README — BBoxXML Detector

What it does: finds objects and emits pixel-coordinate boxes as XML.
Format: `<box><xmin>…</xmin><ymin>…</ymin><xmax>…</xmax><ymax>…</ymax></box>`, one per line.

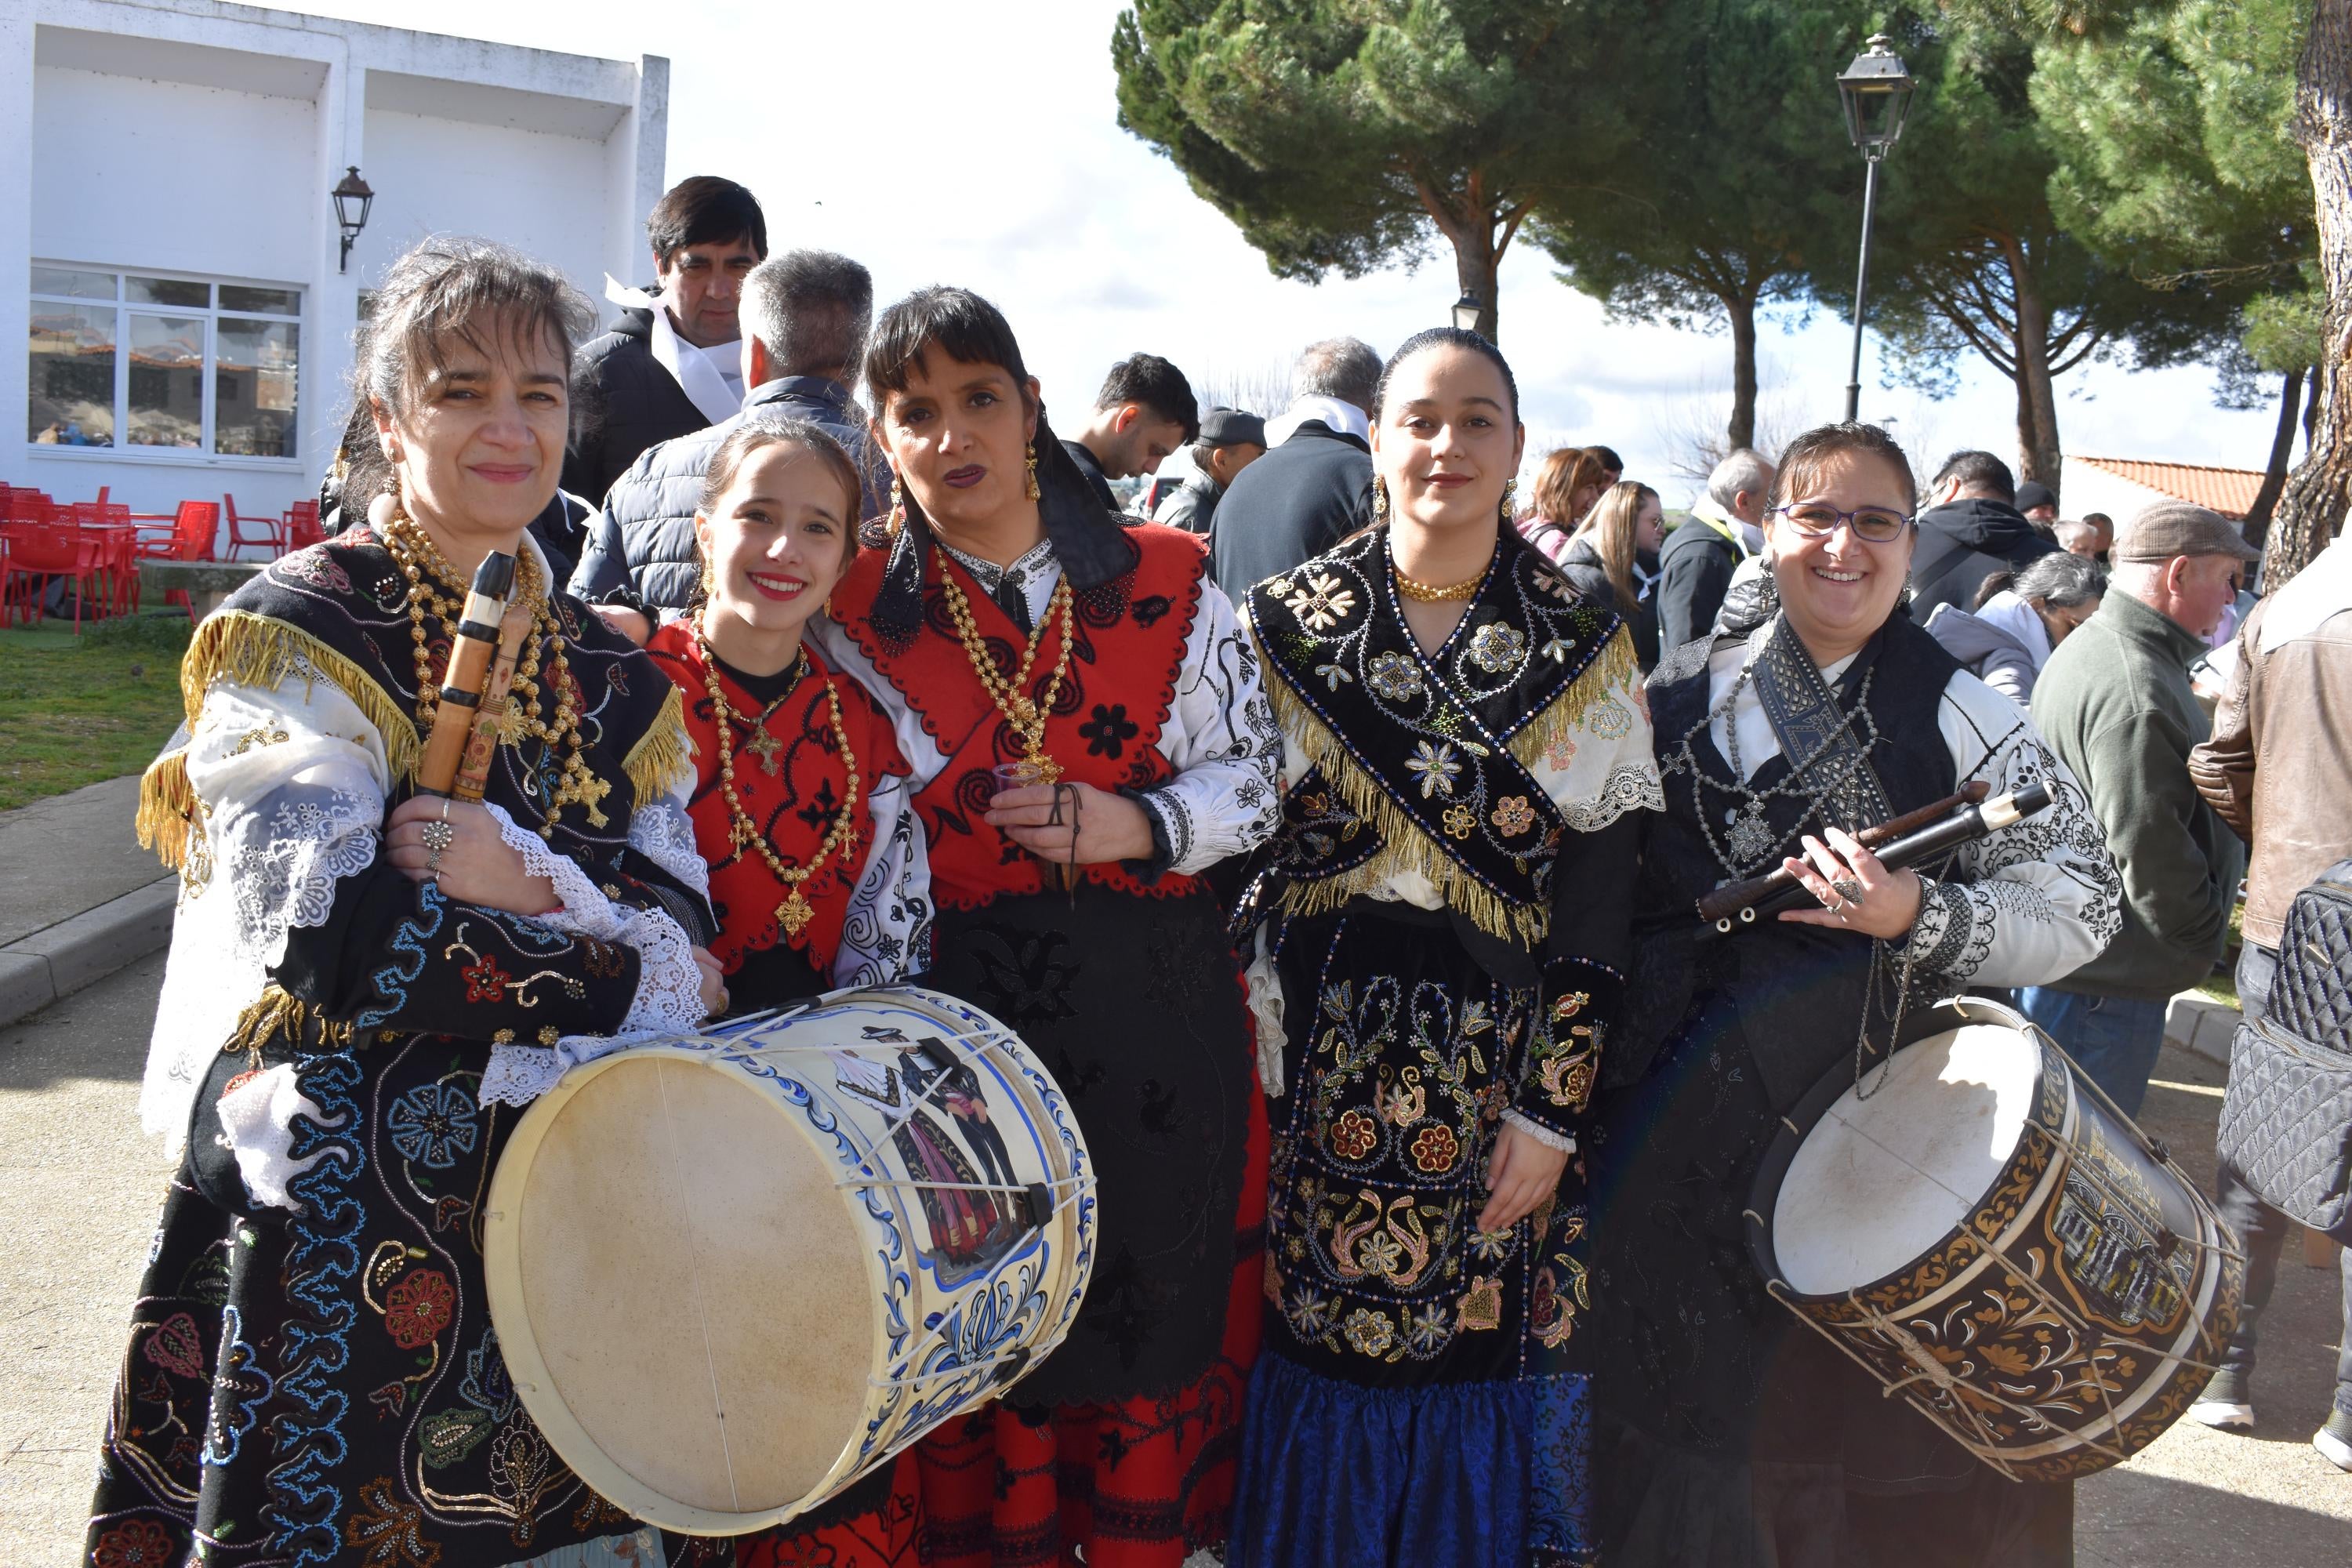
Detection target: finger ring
<box><xmin>439</xmin><ymin>797</ymin><xmax>452</xmax><ymax>822</ymax></box>
<box><xmin>420</xmin><ymin>820</ymin><xmax>456</xmax><ymax>855</ymax></box>
<box><xmin>1830</xmin><ymin>877</ymin><xmax>1863</xmax><ymax>906</ymax></box>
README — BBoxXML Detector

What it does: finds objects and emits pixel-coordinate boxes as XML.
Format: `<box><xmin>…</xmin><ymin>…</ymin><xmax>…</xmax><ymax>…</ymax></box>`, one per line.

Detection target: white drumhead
<box><xmin>502</xmin><ymin>1049</ymin><xmax>874</xmax><ymax>1523</ymax></box>
<box><xmin>1773</xmin><ymin>1022</ymin><xmax>2040</xmax><ymax>1295</ymax></box>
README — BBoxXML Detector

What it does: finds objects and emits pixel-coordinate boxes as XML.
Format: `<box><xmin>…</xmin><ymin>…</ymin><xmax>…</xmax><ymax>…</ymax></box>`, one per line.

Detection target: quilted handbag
<box><xmin>2216</xmin><ymin>866</ymin><xmax>2352</xmax><ymax>1243</ymax></box>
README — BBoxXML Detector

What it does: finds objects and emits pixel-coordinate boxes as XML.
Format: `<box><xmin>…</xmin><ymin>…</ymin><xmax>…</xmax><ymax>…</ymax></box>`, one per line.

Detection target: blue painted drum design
<box><xmin>482</xmin><ymin>985</ymin><xmax>1095</xmax><ymax>1535</ymax></box>
<box><xmin>1748</xmin><ymin>996</ymin><xmax>2244</xmax><ymax>1483</ymax></box>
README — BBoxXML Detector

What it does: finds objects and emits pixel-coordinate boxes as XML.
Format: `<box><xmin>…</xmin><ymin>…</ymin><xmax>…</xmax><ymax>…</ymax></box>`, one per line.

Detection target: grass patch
<box><xmin>2194</xmin><ymin>901</ymin><xmax>2248</xmax><ymax>1009</ymax></box>
<box><xmin>0</xmin><ymin>614</ymin><xmax>191</xmax><ymax>811</ymax></box>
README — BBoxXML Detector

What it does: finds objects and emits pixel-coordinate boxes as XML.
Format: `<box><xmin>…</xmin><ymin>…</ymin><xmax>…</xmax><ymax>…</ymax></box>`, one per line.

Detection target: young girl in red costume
<box><xmin>643</xmin><ymin>414</ymin><xmax>936</xmax><ymax>1567</ymax></box>
<box><xmin>814</xmin><ymin>286</ymin><xmax>1282</xmax><ymax>1566</ymax></box>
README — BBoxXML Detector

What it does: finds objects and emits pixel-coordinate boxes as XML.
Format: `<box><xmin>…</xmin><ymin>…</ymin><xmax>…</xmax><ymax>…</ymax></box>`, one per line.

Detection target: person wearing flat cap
<box><xmin>2020</xmin><ymin>500</ymin><xmax>2262</xmax><ymax>1114</ymax></box>
<box><xmin>1149</xmin><ymin>407</ymin><xmax>1268</xmax><ymax>535</ymax></box>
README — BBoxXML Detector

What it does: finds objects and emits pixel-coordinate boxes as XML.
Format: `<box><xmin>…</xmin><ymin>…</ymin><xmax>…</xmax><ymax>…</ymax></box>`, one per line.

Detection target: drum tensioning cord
<box><xmin>655</xmin><ymin>1057</ymin><xmax>743</xmax><ymax>1512</ymax></box>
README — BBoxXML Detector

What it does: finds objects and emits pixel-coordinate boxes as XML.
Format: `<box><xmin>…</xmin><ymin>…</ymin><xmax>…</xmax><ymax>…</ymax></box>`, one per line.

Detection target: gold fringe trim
<box><xmin>138</xmin><ymin>610</ymin><xmax>422</xmax><ymax>869</ymax></box>
<box><xmin>1265</xmin><ymin>623</ymin><xmax>1641</xmax><ymax>947</ymax></box>
<box><xmin>225</xmin><ymin>985</ymin><xmax>355</xmax><ymax>1061</ymax></box>
<box><xmin>623</xmin><ymin>684</ymin><xmax>693</xmax><ymax>808</ymax></box>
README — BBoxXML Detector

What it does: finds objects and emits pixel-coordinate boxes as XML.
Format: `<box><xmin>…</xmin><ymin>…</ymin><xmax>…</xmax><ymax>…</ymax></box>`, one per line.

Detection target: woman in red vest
<box><xmin>816</xmin><ymin>286</ymin><xmax>1281</xmax><ymax>1566</ymax></box>
<box><xmin>642</xmin><ymin>412</ymin><xmax>936</xmax><ymax>1568</ymax></box>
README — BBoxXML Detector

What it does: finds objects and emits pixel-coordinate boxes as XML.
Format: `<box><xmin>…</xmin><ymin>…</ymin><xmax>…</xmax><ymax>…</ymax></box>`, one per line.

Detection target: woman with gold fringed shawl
<box><xmin>86</xmin><ymin>238</ymin><xmax>727</xmax><ymax>1568</ymax></box>
<box><xmin>1228</xmin><ymin>328</ymin><xmax>1661</xmax><ymax>1568</ymax></box>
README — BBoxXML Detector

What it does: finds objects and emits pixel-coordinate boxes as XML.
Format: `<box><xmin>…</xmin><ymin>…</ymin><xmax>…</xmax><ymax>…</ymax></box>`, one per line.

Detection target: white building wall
<box><xmin>31</xmin><ymin>67</ymin><xmax>317</xmax><ymax>285</ymax></box>
<box><xmin>9</xmin><ymin>0</ymin><xmax>666</xmax><ymax>535</ymax></box>
<box><xmin>2057</xmin><ymin>463</ymin><xmax>2171</xmax><ymax>528</ymax></box>
<box><xmin>357</xmin><ymin>108</ymin><xmax>612</xmax><ymax>296</ymax></box>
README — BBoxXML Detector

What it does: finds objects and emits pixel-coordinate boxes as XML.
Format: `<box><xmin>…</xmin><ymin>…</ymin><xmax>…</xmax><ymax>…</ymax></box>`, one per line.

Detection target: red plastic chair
<box><xmin>223</xmin><ymin>493</ymin><xmax>286</xmax><ymax>561</ymax></box>
<box><xmin>283</xmin><ymin>499</ymin><xmax>324</xmax><ymax>552</ymax></box>
<box><xmin>142</xmin><ymin>502</ymin><xmax>221</xmax><ymax>617</ymax></box>
<box><xmin>1</xmin><ymin>521</ymin><xmax>109</xmax><ymax>632</ymax></box>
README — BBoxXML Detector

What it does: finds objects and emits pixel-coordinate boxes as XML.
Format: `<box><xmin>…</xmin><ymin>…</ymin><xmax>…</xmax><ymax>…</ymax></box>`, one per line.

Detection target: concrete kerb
<box><xmin>0</xmin><ymin>878</ymin><xmax>176</xmax><ymax>1029</ymax></box>
<box><xmin>2165</xmin><ymin>990</ymin><xmax>2241</xmax><ymax>1068</ymax></box>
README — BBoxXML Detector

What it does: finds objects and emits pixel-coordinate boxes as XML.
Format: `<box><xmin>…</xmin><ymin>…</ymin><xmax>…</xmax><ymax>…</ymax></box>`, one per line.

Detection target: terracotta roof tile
<box><xmin>2068</xmin><ymin>456</ymin><xmax>2267</xmax><ymax>520</ymax></box>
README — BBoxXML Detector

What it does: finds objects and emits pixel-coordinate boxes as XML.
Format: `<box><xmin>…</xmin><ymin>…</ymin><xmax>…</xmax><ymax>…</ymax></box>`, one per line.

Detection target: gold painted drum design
<box><xmin>1748</xmin><ymin>996</ymin><xmax>2243</xmax><ymax>1483</ymax></box>
<box><xmin>482</xmin><ymin>985</ymin><xmax>1095</xmax><ymax>1535</ymax></box>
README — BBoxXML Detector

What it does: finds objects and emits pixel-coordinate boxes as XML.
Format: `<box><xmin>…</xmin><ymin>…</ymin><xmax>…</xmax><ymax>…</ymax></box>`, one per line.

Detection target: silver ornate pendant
<box><xmin>1727</xmin><ymin>805</ymin><xmax>1777</xmax><ymax>866</ymax></box>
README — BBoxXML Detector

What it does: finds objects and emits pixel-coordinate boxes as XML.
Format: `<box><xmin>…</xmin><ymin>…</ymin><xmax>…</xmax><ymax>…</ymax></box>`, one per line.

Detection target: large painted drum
<box><xmin>1748</xmin><ymin>997</ymin><xmax>2242</xmax><ymax>1483</ymax></box>
<box><xmin>482</xmin><ymin>985</ymin><xmax>1095</xmax><ymax>1534</ymax></box>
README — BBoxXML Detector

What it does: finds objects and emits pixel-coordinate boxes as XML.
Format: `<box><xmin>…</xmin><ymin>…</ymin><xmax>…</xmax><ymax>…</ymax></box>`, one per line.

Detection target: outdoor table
<box><xmin>140</xmin><ymin>559</ymin><xmax>263</xmax><ymax>622</ymax></box>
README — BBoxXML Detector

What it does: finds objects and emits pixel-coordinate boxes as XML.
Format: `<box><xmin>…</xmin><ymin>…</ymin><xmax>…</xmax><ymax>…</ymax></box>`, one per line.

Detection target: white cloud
<box><xmin>301</xmin><ymin>0</ymin><xmax>2292</xmax><ymax>505</ymax></box>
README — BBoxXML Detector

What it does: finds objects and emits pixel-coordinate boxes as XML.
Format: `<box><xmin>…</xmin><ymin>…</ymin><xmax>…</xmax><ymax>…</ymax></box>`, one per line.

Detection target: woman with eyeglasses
<box><xmin>1588</xmin><ymin>423</ymin><xmax>2122</xmax><ymax>1568</ymax></box>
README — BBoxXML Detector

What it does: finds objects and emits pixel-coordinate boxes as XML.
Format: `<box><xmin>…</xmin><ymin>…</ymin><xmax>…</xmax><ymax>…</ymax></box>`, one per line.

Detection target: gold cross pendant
<box><xmin>776</xmin><ymin>889</ymin><xmax>814</xmax><ymax>938</ymax></box>
<box><xmin>745</xmin><ymin>728</ymin><xmax>782</xmax><ymax>776</ymax></box>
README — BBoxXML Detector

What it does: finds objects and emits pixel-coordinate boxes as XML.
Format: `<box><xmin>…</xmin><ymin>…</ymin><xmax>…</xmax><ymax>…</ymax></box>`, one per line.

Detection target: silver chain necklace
<box><xmin>1664</xmin><ymin>660</ymin><xmax>1884</xmax><ymax>877</ymax></box>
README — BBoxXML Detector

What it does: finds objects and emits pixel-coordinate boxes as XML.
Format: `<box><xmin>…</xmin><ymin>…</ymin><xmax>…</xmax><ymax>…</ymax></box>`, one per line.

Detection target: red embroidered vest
<box><xmin>833</xmin><ymin>524</ymin><xmax>1206</xmax><ymax>910</ymax></box>
<box><xmin>645</xmin><ymin>626</ymin><xmax>906</xmax><ymax>981</ymax></box>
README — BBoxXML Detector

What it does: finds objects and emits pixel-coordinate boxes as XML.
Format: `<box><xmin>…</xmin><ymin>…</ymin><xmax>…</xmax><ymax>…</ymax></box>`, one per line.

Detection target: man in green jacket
<box><xmin>2020</xmin><ymin>501</ymin><xmax>2259</xmax><ymax>1115</ymax></box>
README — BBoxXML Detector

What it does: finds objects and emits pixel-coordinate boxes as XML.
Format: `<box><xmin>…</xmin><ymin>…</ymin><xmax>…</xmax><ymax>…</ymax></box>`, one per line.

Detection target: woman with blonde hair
<box><xmin>1551</xmin><ymin>481</ymin><xmax>1665</xmax><ymax>670</ymax></box>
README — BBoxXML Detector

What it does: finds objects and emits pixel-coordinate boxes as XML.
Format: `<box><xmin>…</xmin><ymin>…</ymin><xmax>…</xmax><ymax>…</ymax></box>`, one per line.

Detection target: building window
<box><xmin>28</xmin><ymin>265</ymin><xmax>301</xmax><ymax>459</ymax></box>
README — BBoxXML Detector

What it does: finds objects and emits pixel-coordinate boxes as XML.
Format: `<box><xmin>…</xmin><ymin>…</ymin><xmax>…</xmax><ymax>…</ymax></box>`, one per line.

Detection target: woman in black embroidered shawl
<box><xmin>85</xmin><ymin>238</ymin><xmax>728</xmax><ymax>1568</ymax></box>
<box><xmin>1229</xmin><ymin>330</ymin><xmax>1660</xmax><ymax>1568</ymax></box>
<box><xmin>1589</xmin><ymin>423</ymin><xmax>2122</xmax><ymax>1567</ymax></box>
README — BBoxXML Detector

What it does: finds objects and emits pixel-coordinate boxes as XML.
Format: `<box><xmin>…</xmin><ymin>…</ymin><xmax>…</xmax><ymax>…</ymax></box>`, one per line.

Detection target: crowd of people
<box><xmin>85</xmin><ymin>172</ymin><xmax>2352</xmax><ymax>1568</ymax></box>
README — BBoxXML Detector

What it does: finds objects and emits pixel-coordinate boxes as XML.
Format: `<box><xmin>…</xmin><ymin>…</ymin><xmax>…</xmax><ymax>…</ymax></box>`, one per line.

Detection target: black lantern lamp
<box><xmin>1835</xmin><ymin>35</ymin><xmax>1914</xmax><ymax>420</ymax></box>
<box><xmin>332</xmin><ymin>166</ymin><xmax>375</xmax><ymax>274</ymax></box>
<box><xmin>1451</xmin><ymin>290</ymin><xmax>1482</xmax><ymax>333</ymax></box>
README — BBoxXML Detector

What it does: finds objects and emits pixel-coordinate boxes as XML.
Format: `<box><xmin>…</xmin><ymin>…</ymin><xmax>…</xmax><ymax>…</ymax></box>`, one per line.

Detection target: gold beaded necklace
<box><xmin>382</xmin><ymin>507</ymin><xmax>612</xmax><ymax>838</ymax></box>
<box><xmin>693</xmin><ymin>622</ymin><xmax>861</xmax><ymax>939</ymax></box>
<box><xmin>1392</xmin><ymin>567</ymin><xmax>1483</xmax><ymax>602</ymax></box>
<box><xmin>935</xmin><ymin>564</ymin><xmax>1076</xmax><ymax>786</ymax></box>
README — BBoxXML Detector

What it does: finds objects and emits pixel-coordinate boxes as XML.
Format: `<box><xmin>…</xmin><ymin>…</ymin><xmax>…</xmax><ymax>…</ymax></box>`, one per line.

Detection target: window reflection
<box><xmin>29</xmin><ymin>301</ymin><xmax>115</xmax><ymax>446</ymax></box>
<box><xmin>129</xmin><ymin>315</ymin><xmax>206</xmax><ymax>448</ymax></box>
<box><xmin>215</xmin><ymin>318</ymin><xmax>299</xmax><ymax>459</ymax></box>
<box><xmin>128</xmin><ymin>276</ymin><xmax>211</xmax><ymax>309</ymax></box>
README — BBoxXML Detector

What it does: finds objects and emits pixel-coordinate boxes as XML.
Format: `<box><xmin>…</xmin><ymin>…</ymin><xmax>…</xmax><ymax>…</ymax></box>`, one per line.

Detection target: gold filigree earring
<box><xmin>887</xmin><ymin>472</ymin><xmax>905</xmax><ymax>537</ymax></box>
<box><xmin>1372</xmin><ymin>477</ymin><xmax>1390</xmax><ymax>524</ymax></box>
<box><xmin>1500</xmin><ymin>479</ymin><xmax>1518</xmax><ymax>524</ymax></box>
<box><xmin>1025</xmin><ymin>443</ymin><xmax>1042</xmax><ymax>501</ymax></box>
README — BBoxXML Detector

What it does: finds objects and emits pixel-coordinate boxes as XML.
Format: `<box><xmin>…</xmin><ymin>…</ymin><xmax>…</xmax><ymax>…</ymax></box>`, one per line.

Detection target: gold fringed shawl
<box><xmin>1261</xmin><ymin>623</ymin><xmax>1639</xmax><ymax>946</ymax></box>
<box><xmin>138</xmin><ymin>609</ymin><xmax>423</xmax><ymax>869</ymax></box>
<box><xmin>622</xmin><ymin>683</ymin><xmax>692</xmax><ymax>808</ymax></box>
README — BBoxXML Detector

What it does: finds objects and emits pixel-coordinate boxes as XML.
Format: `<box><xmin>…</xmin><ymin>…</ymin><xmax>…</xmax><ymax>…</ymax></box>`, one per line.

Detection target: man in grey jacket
<box><xmin>2020</xmin><ymin>502</ymin><xmax>2259</xmax><ymax>1114</ymax></box>
<box><xmin>569</xmin><ymin>251</ymin><xmax>880</xmax><ymax>608</ymax></box>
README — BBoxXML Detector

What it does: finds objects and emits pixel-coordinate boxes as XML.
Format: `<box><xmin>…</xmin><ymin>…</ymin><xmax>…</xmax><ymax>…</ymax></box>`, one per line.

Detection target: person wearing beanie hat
<box><xmin>1149</xmin><ymin>407</ymin><xmax>1269</xmax><ymax>534</ymax></box>
<box><xmin>2015</xmin><ymin>479</ymin><xmax>2059</xmax><ymax>526</ymax></box>
<box><xmin>2019</xmin><ymin>500</ymin><xmax>2260</xmax><ymax>1114</ymax></box>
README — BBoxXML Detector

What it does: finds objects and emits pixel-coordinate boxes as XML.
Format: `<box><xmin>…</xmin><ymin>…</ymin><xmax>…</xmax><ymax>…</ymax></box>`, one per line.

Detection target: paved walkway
<box><xmin>1</xmin><ymin>963</ymin><xmax>2344</xmax><ymax>1564</ymax></box>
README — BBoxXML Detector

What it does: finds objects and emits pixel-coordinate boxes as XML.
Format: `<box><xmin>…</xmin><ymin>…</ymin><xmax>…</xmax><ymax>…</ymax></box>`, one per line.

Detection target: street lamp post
<box><xmin>1451</xmin><ymin>290</ymin><xmax>1482</xmax><ymax>333</ymax></box>
<box><xmin>332</xmin><ymin>166</ymin><xmax>376</xmax><ymax>274</ymax></box>
<box><xmin>1836</xmin><ymin>35</ymin><xmax>1915</xmax><ymax>423</ymax></box>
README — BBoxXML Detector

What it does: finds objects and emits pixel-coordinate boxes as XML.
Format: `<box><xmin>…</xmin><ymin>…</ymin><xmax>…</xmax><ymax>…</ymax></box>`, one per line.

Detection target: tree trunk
<box><xmin>2005</xmin><ymin>238</ymin><xmax>2064</xmax><ymax>488</ymax></box>
<box><xmin>1725</xmin><ymin>289</ymin><xmax>1759</xmax><ymax>453</ymax></box>
<box><xmin>2243</xmin><ymin>366</ymin><xmax>2307</xmax><ymax>549</ymax></box>
<box><xmin>1452</xmin><ymin>228</ymin><xmax>1501</xmax><ymax>343</ymax></box>
<box><xmin>2269</xmin><ymin>0</ymin><xmax>2352</xmax><ymax>588</ymax></box>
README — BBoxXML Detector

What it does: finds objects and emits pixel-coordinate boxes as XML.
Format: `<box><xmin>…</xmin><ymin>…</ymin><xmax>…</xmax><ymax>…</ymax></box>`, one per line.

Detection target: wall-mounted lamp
<box><xmin>332</xmin><ymin>166</ymin><xmax>375</xmax><ymax>274</ymax></box>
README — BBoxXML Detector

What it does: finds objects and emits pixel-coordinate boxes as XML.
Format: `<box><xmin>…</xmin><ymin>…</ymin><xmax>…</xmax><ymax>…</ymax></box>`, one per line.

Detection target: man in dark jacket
<box><xmin>1064</xmin><ymin>354</ymin><xmax>1199</xmax><ymax>510</ymax></box>
<box><xmin>2021</xmin><ymin>501</ymin><xmax>2259</xmax><ymax>1116</ymax></box>
<box><xmin>1151</xmin><ymin>408</ymin><xmax>1267</xmax><ymax>535</ymax></box>
<box><xmin>570</xmin><ymin>250</ymin><xmax>874</xmax><ymax>608</ymax></box>
<box><xmin>1208</xmin><ymin>336</ymin><xmax>1381</xmax><ymax>602</ymax></box>
<box><xmin>563</xmin><ymin>176</ymin><xmax>768</xmax><ymax>506</ymax></box>
<box><xmin>1908</xmin><ymin>449</ymin><xmax>2059</xmax><ymax>618</ymax></box>
<box><xmin>1656</xmin><ymin>447</ymin><xmax>1773</xmax><ymax>651</ymax></box>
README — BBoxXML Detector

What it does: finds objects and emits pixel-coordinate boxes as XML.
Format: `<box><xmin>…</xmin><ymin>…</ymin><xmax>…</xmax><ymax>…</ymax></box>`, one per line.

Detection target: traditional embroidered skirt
<box><xmin>85</xmin><ymin>1039</ymin><xmax>696</xmax><ymax>1568</ymax></box>
<box><xmin>905</xmin><ymin>881</ymin><xmax>1267</xmax><ymax>1564</ymax></box>
<box><xmin>1229</xmin><ymin>909</ymin><xmax>1595</xmax><ymax>1568</ymax></box>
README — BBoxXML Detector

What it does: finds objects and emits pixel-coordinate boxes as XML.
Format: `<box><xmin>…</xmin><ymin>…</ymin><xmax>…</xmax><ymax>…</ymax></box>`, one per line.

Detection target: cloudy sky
<box><xmin>314</xmin><ymin>0</ymin><xmax>2289</xmax><ymax>503</ymax></box>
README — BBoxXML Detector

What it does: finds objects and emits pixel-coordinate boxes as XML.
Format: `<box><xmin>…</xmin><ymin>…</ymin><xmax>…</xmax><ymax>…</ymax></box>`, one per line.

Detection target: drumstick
<box><xmin>1697</xmin><ymin>781</ymin><xmax>1991</xmax><ymax>925</ymax></box>
<box><xmin>1703</xmin><ymin>780</ymin><xmax>2046</xmax><ymax>935</ymax></box>
<box><xmin>416</xmin><ymin>550</ymin><xmax>517</xmax><ymax>797</ymax></box>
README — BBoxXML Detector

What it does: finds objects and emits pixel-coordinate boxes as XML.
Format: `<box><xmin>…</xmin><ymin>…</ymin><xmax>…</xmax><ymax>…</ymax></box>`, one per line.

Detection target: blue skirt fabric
<box><xmin>1228</xmin><ymin>1352</ymin><xmax>1595</xmax><ymax>1568</ymax></box>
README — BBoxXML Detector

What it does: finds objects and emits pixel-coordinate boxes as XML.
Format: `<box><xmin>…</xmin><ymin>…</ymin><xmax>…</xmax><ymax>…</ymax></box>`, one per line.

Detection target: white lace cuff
<box><xmin>1243</xmin><ymin>927</ymin><xmax>1287</xmax><ymax>1098</ymax></box>
<box><xmin>1501</xmin><ymin>1108</ymin><xmax>1577</xmax><ymax>1154</ymax></box>
<box><xmin>479</xmin><ymin>1027</ymin><xmax>671</xmax><ymax>1109</ymax></box>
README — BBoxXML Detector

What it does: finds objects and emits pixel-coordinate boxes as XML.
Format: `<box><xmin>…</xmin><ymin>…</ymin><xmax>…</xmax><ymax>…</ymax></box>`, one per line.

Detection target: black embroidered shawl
<box><xmin>1246</xmin><ymin>526</ymin><xmax>1635</xmax><ymax>945</ymax></box>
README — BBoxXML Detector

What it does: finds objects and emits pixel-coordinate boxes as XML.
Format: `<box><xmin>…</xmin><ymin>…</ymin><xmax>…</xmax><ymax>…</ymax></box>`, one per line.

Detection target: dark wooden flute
<box><xmin>1696</xmin><ymin>779</ymin><xmax>1992</xmax><ymax>929</ymax></box>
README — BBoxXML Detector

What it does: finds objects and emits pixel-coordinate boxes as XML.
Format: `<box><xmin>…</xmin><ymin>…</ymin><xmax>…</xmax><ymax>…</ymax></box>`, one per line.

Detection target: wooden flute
<box><xmin>415</xmin><ymin>550</ymin><xmax>524</xmax><ymax>800</ymax></box>
<box><xmin>1697</xmin><ymin>779</ymin><xmax>1998</xmax><ymax>931</ymax></box>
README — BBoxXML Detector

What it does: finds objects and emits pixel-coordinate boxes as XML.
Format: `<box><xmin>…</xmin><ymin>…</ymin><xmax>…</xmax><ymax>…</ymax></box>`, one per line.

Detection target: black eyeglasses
<box><xmin>1771</xmin><ymin>501</ymin><xmax>1914</xmax><ymax>543</ymax></box>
